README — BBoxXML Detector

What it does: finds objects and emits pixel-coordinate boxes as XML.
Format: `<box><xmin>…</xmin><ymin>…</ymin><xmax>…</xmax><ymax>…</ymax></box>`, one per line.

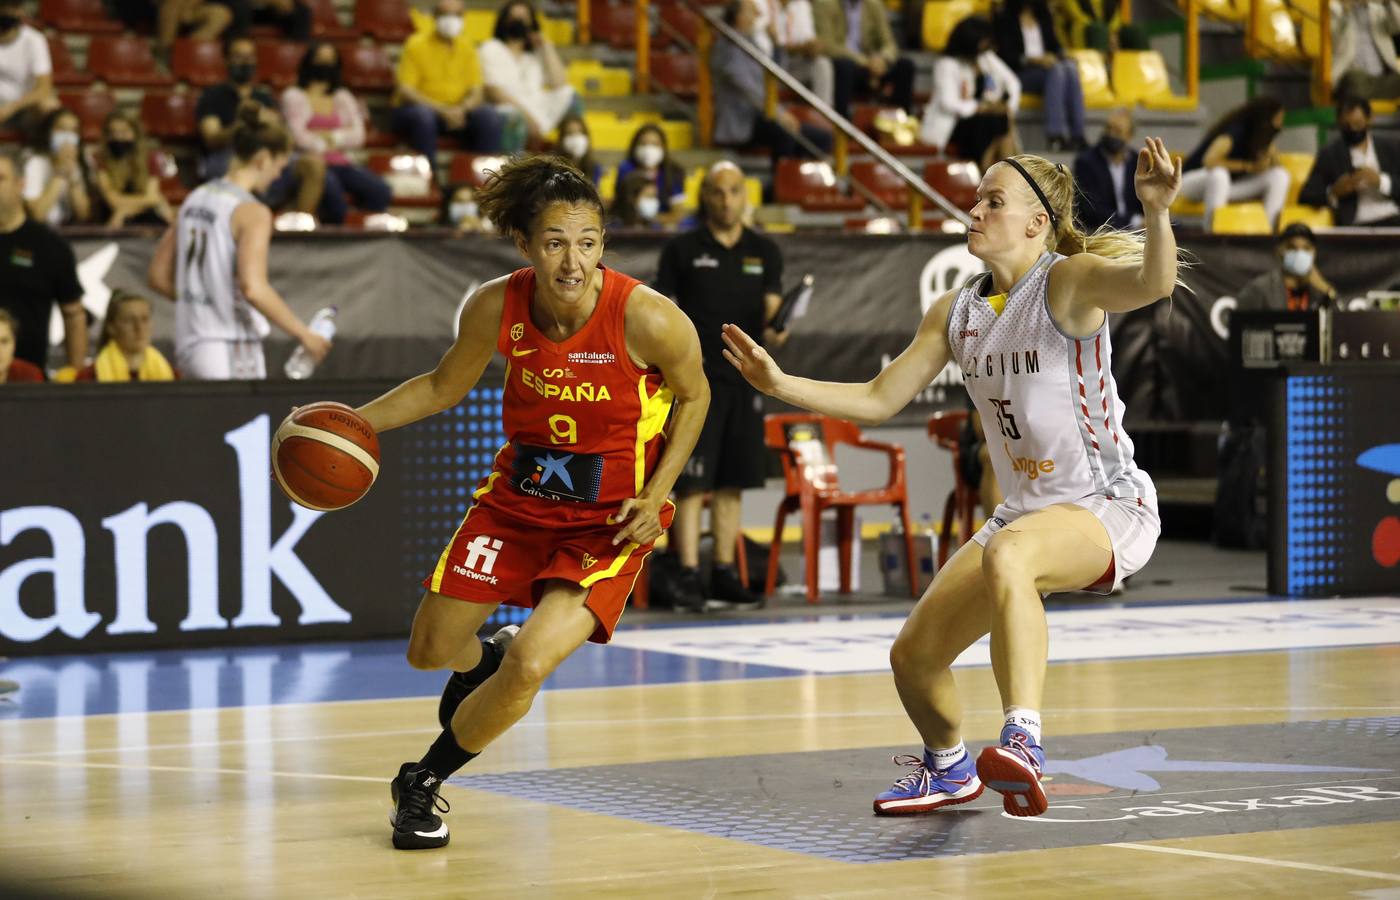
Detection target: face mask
<box><xmin>637</xmin><ymin>195</ymin><xmax>660</xmax><ymax>220</ymax></box>
<box><xmin>635</xmin><ymin>144</ymin><xmax>665</xmax><ymax>169</ymax></box>
<box><xmin>106</xmin><ymin>139</ymin><xmax>134</xmax><ymax>159</ymax></box>
<box><xmin>50</xmin><ymin>131</ymin><xmax>79</xmax><ymax>152</ymax></box>
<box><xmin>229</xmin><ymin>62</ymin><xmax>256</xmax><ymax>85</ymax></box>
<box><xmin>437</xmin><ymin>14</ymin><xmax>463</xmax><ymax>39</ymax></box>
<box><xmin>1340</xmin><ymin>125</ymin><xmax>1367</xmax><ymax>146</ymax></box>
<box><xmin>1282</xmin><ymin>248</ymin><xmax>1314</xmax><ymax>277</ymax></box>
<box><xmin>0</xmin><ymin>14</ymin><xmax>19</xmax><ymax>31</ymax></box>
<box><xmin>1098</xmin><ymin>135</ymin><xmax>1124</xmax><ymax>155</ymax></box>
<box><xmin>450</xmin><ymin>201</ymin><xmax>479</xmax><ymax>224</ymax></box>
<box><xmin>502</xmin><ymin>19</ymin><xmax>530</xmax><ymax>41</ymax></box>
<box><xmin>561</xmin><ymin>133</ymin><xmax>589</xmax><ymax>159</ymax></box>
<box><xmin>309</xmin><ymin>63</ymin><xmax>338</xmax><ymax>84</ymax></box>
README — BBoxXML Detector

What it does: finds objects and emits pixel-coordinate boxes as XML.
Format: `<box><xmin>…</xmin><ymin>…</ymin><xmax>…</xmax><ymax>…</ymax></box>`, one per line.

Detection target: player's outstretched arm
<box><xmin>1052</xmin><ymin>136</ymin><xmax>1182</xmax><ymax>315</ymax></box>
<box><xmin>721</xmin><ymin>289</ymin><xmax>955</xmax><ymax>428</ymax></box>
<box><xmin>358</xmin><ymin>279</ymin><xmax>506</xmax><ymax>434</ymax></box>
<box><xmin>147</xmin><ymin>226</ymin><xmax>177</xmax><ymax>300</ymax></box>
<box><xmin>611</xmin><ymin>286</ymin><xmax>711</xmax><ymax>546</ymax></box>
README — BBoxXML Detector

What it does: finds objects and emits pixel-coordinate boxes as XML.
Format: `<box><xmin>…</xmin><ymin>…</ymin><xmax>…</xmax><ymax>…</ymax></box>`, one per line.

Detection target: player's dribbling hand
<box><xmin>721</xmin><ymin>323</ymin><xmax>784</xmax><ymax>395</ymax></box>
<box><xmin>610</xmin><ymin>497</ymin><xmax>664</xmax><ymax>546</ymax></box>
<box><xmin>1134</xmin><ymin>136</ymin><xmax>1182</xmax><ymax>213</ymax></box>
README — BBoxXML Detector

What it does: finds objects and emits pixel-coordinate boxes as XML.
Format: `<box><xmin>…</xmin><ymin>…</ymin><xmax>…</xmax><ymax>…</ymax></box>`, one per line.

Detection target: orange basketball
<box><xmin>272</xmin><ymin>401</ymin><xmax>381</xmax><ymax>511</ymax></box>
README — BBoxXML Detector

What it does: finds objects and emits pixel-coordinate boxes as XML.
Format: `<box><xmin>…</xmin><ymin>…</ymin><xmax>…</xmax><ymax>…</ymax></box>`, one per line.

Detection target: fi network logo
<box><xmin>455</xmin><ymin>536</ymin><xmax>503</xmax><ymax>585</ymax></box>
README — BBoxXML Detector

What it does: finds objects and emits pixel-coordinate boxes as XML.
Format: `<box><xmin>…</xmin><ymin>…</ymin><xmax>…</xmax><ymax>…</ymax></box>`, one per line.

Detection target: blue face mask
<box><xmin>1282</xmin><ymin>248</ymin><xmax>1314</xmax><ymax>277</ymax></box>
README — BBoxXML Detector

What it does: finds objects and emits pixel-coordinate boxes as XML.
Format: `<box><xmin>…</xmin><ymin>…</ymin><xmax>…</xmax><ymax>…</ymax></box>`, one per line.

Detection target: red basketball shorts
<box><xmin>423</xmin><ymin>486</ymin><xmax>674</xmax><ymax>644</ymax></box>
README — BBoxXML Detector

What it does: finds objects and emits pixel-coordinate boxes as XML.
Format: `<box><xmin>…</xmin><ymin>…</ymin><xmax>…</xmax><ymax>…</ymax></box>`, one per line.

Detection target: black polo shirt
<box><xmin>0</xmin><ymin>217</ymin><xmax>83</xmax><ymax>369</ymax></box>
<box><xmin>653</xmin><ymin>224</ymin><xmax>782</xmax><ymax>383</ymax></box>
<box><xmin>195</xmin><ymin>83</ymin><xmax>278</xmax><ymax>150</ymax></box>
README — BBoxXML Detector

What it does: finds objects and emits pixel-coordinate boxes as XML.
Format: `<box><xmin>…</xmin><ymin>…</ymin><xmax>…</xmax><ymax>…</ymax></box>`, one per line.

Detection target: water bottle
<box><xmin>284</xmin><ymin>306</ymin><xmax>336</xmax><ymax>380</ymax></box>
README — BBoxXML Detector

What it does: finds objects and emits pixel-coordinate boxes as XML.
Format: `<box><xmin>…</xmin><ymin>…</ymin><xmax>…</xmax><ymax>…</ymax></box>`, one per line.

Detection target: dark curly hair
<box><xmin>476</xmin><ymin>155</ymin><xmax>604</xmax><ymax>237</ymax></box>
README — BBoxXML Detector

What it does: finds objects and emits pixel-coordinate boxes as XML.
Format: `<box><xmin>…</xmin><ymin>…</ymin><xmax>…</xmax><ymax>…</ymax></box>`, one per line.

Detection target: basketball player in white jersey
<box><xmin>148</xmin><ymin>107</ymin><xmax>329</xmax><ymax>379</ymax></box>
<box><xmin>722</xmin><ymin>138</ymin><xmax>1184</xmax><ymax>819</ymax></box>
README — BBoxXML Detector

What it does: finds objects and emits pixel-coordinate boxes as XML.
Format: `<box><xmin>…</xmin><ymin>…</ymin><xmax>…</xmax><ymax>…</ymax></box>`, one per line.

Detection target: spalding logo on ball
<box><xmin>272</xmin><ymin>401</ymin><xmax>381</xmax><ymax>511</ymax></box>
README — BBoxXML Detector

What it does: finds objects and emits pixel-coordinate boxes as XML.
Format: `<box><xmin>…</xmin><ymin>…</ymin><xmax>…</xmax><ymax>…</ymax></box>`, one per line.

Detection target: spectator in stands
<box><xmin>1179</xmin><ymin>96</ymin><xmax>1291</xmax><ymax>231</ymax></box>
<box><xmin>772</xmin><ymin>0</ymin><xmax>835</xmax><ymax>110</ymax></box>
<box><xmin>442</xmin><ymin>181</ymin><xmax>488</xmax><ymax>234</ymax></box>
<box><xmin>1073</xmin><ymin>107</ymin><xmax>1142</xmax><ymax>230</ymax></box>
<box><xmin>197</xmin><ymin>36</ymin><xmax>326</xmax><ymax>215</ymax></box>
<box><xmin>713</xmin><ymin>0</ymin><xmax>834</xmax><ymax>165</ymax></box>
<box><xmin>95</xmin><ymin>110</ymin><xmax>175</xmax><ymax>228</ymax></box>
<box><xmin>1051</xmin><ymin>0</ymin><xmax>1147</xmax><ymax>53</ymax></box>
<box><xmin>615</xmin><ymin>123</ymin><xmax>687</xmax><ymax>225</ymax></box>
<box><xmin>920</xmin><ymin>16</ymin><xmax>1020</xmax><ymax>172</ymax></box>
<box><xmin>0</xmin><ymin>151</ymin><xmax>85</xmax><ymax>374</ymax></box>
<box><xmin>994</xmin><ymin>0</ymin><xmax>1086</xmax><ymax>152</ymax></box>
<box><xmin>1331</xmin><ymin>0</ymin><xmax>1400</xmax><ymax>101</ymax></box>
<box><xmin>0</xmin><ymin>0</ymin><xmax>58</xmax><ymax>140</ymax></box>
<box><xmin>114</xmin><ymin>0</ymin><xmax>233</xmax><ymax>62</ymax></box>
<box><xmin>556</xmin><ymin>113</ymin><xmax>601</xmax><ymax>184</ymax></box>
<box><xmin>282</xmin><ymin>42</ymin><xmax>392</xmax><ymax>225</ymax></box>
<box><xmin>74</xmin><ymin>289</ymin><xmax>177</xmax><ymax>381</ymax></box>
<box><xmin>478</xmin><ymin>1</ymin><xmax>578</xmax><ymax>151</ymax></box>
<box><xmin>224</xmin><ymin>0</ymin><xmax>312</xmax><ymax>42</ymax></box>
<box><xmin>1237</xmin><ymin>223</ymin><xmax>1337</xmax><ymax>312</ymax></box>
<box><xmin>0</xmin><ymin>308</ymin><xmax>45</xmax><ymax>382</ymax></box>
<box><xmin>23</xmin><ymin>108</ymin><xmax>94</xmax><ymax>226</ymax></box>
<box><xmin>393</xmin><ymin>0</ymin><xmax>505</xmax><ymax>165</ymax></box>
<box><xmin>812</xmin><ymin>0</ymin><xmax>915</xmax><ymax>120</ymax></box>
<box><xmin>1300</xmin><ymin>95</ymin><xmax>1400</xmax><ymax>225</ymax></box>
<box><xmin>610</xmin><ymin>169</ymin><xmax>664</xmax><ymax>231</ymax></box>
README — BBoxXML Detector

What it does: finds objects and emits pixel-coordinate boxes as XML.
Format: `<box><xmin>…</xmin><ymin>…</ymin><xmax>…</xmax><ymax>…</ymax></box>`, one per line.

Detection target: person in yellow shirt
<box><xmin>392</xmin><ymin>0</ymin><xmax>505</xmax><ymax>165</ymax></box>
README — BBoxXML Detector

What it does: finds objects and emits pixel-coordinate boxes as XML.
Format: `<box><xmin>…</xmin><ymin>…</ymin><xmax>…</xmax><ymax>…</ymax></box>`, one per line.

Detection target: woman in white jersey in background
<box><xmin>723</xmin><ymin>138</ymin><xmax>1184</xmax><ymax>819</ymax></box>
<box><xmin>148</xmin><ymin>107</ymin><xmax>330</xmax><ymax>379</ymax></box>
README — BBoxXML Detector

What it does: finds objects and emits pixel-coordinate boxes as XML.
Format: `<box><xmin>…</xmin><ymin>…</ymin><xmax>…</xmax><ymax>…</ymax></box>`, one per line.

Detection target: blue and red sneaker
<box><xmin>976</xmin><ymin>724</ymin><xmax>1048</xmax><ymax>817</ymax></box>
<box><xmin>872</xmin><ymin>750</ymin><xmax>983</xmax><ymax>816</ymax></box>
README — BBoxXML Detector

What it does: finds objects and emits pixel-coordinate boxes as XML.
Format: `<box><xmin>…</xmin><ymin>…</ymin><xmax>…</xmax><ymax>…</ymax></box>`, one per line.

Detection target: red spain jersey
<box><xmin>487</xmin><ymin>265</ymin><xmax>674</xmax><ymax>526</ymax></box>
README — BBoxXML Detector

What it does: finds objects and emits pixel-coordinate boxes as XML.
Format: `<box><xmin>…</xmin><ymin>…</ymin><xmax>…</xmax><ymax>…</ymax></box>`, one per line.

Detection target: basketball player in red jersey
<box><xmin>353</xmin><ymin>156</ymin><xmax>710</xmax><ymax>850</ymax></box>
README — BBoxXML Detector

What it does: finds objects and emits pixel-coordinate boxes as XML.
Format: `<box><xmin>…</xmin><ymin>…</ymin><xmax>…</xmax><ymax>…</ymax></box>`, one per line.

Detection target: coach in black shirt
<box><xmin>654</xmin><ymin>160</ymin><xmax>788</xmax><ymax>611</ymax></box>
<box><xmin>0</xmin><ymin>151</ymin><xmax>85</xmax><ymax>372</ymax></box>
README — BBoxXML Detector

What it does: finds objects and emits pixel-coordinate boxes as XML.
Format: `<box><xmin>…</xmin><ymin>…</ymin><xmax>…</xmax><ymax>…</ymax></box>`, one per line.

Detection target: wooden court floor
<box><xmin>2</xmin><ymin>634</ymin><xmax>1399</xmax><ymax>899</ymax></box>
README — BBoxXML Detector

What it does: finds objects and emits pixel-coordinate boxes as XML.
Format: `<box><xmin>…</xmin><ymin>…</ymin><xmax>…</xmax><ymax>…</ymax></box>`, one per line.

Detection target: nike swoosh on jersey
<box><xmin>511</xmin><ymin>346</ymin><xmax>539</xmax><ymax>356</ymax></box>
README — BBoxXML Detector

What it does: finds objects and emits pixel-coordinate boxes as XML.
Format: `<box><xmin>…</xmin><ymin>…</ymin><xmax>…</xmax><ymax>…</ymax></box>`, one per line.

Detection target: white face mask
<box><xmin>436</xmin><ymin>14</ymin><xmax>463</xmax><ymax>39</ymax></box>
<box><xmin>450</xmin><ymin>201</ymin><xmax>479</xmax><ymax>224</ymax></box>
<box><xmin>1282</xmin><ymin>248</ymin><xmax>1314</xmax><ymax>277</ymax></box>
<box><xmin>635</xmin><ymin>144</ymin><xmax>665</xmax><ymax>169</ymax></box>
<box><xmin>50</xmin><ymin>131</ymin><xmax>79</xmax><ymax>152</ymax></box>
<box><xmin>637</xmin><ymin>195</ymin><xmax>660</xmax><ymax>220</ymax></box>
<box><xmin>561</xmin><ymin>133</ymin><xmax>589</xmax><ymax>159</ymax></box>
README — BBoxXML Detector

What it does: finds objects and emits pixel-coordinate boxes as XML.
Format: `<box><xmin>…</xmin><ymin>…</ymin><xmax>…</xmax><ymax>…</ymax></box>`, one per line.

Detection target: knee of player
<box><xmin>496</xmin><ymin>650</ymin><xmax>552</xmax><ymax>693</ymax></box>
<box><xmin>405</xmin><ymin>637</ymin><xmax>450</xmax><ymax>670</ymax></box>
<box><xmin>981</xmin><ymin>532</ymin><xmax>1030</xmax><ymax>587</ymax></box>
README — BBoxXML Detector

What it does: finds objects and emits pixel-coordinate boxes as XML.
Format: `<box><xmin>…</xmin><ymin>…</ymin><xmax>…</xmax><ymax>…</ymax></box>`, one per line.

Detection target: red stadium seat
<box><xmin>366</xmin><ymin>151</ymin><xmax>439</xmax><ymax>207</ymax></box>
<box><xmin>773</xmin><ymin>159</ymin><xmax>865</xmax><ymax>212</ymax></box>
<box><xmin>591</xmin><ymin>0</ymin><xmax>638</xmax><ymax>49</ymax></box>
<box><xmin>649</xmin><ymin>51</ymin><xmax>698</xmax><ymax>99</ymax></box>
<box><xmin>140</xmin><ymin>91</ymin><xmax>198</xmax><ymax>140</ymax></box>
<box><xmin>171</xmin><ymin>38</ymin><xmax>227</xmax><ymax>88</ymax></box>
<box><xmin>309</xmin><ymin>0</ymin><xmax>356</xmax><ymax>39</ymax></box>
<box><xmin>355</xmin><ymin>0</ymin><xmax>412</xmax><ymax>41</ymax></box>
<box><xmin>850</xmin><ymin>160</ymin><xmax>910</xmax><ymax>209</ymax></box>
<box><xmin>449</xmin><ymin>153</ymin><xmax>508</xmax><ymax>187</ymax></box>
<box><xmin>59</xmin><ymin>89</ymin><xmax>116</xmax><ymax>141</ymax></box>
<box><xmin>87</xmin><ymin>35</ymin><xmax>174</xmax><ymax>87</ymax></box>
<box><xmin>39</xmin><ymin>0</ymin><xmax>121</xmax><ymax>33</ymax></box>
<box><xmin>923</xmin><ymin>160</ymin><xmax>980</xmax><ymax>213</ymax></box>
<box><xmin>47</xmin><ymin>35</ymin><xmax>93</xmax><ymax>87</ymax></box>
<box><xmin>257</xmin><ymin>41</ymin><xmax>307</xmax><ymax>90</ymax></box>
<box><xmin>338</xmin><ymin>41</ymin><xmax>394</xmax><ymax>92</ymax></box>
<box><xmin>657</xmin><ymin>1</ymin><xmax>701</xmax><ymax>48</ymax></box>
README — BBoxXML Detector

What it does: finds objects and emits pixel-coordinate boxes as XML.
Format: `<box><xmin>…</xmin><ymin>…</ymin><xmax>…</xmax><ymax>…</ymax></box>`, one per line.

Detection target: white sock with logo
<box><xmin>1004</xmin><ymin>707</ymin><xmax>1042</xmax><ymax>745</ymax></box>
<box><xmin>926</xmin><ymin>741</ymin><xmax>967</xmax><ymax>772</ymax></box>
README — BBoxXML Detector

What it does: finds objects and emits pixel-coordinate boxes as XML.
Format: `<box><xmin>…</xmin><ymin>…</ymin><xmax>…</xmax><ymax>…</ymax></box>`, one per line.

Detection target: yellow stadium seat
<box><xmin>599</xmin><ymin>166</ymin><xmax>617</xmax><ymax>202</ymax></box>
<box><xmin>1067</xmin><ymin>49</ymin><xmax>1117</xmax><ymax>108</ymax></box>
<box><xmin>584</xmin><ymin>110</ymin><xmax>662</xmax><ymax>151</ymax></box>
<box><xmin>568</xmin><ymin>60</ymin><xmax>632</xmax><ymax>97</ymax></box>
<box><xmin>1211</xmin><ymin>202</ymin><xmax>1271</xmax><ymax>234</ymax></box>
<box><xmin>746</xmin><ymin>176</ymin><xmax>762</xmax><ymax>209</ymax></box>
<box><xmin>923</xmin><ymin>0</ymin><xmax>977</xmax><ymax>51</ymax></box>
<box><xmin>1194</xmin><ymin>0</ymin><xmax>1249</xmax><ymax>21</ymax></box>
<box><xmin>1276</xmin><ymin>151</ymin><xmax>1315</xmax><ymax>204</ymax></box>
<box><xmin>1373</xmin><ymin>99</ymin><xmax>1398</xmax><ymax>115</ymax></box>
<box><xmin>1254</xmin><ymin>0</ymin><xmax>1305</xmax><ymax>60</ymax></box>
<box><xmin>1170</xmin><ymin>194</ymin><xmax>1206</xmax><ymax>218</ymax></box>
<box><xmin>465</xmin><ymin>9</ymin><xmax>494</xmax><ymax>43</ymax></box>
<box><xmin>1020</xmin><ymin>94</ymin><xmax>1043</xmax><ymax>110</ymax></box>
<box><xmin>1279</xmin><ymin>204</ymin><xmax>1333</xmax><ymax>230</ymax></box>
<box><xmin>657</xmin><ymin>120</ymin><xmax>694</xmax><ymax>151</ymax></box>
<box><xmin>1112</xmin><ymin>50</ymin><xmax>1196</xmax><ymax>111</ymax></box>
<box><xmin>541</xmin><ymin>16</ymin><xmax>573</xmax><ymax>46</ymax></box>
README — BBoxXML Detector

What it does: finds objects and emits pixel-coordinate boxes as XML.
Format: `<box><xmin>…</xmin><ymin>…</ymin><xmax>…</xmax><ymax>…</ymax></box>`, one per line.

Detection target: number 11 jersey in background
<box><xmin>173</xmin><ymin>178</ymin><xmax>269</xmax><ymax>349</ymax></box>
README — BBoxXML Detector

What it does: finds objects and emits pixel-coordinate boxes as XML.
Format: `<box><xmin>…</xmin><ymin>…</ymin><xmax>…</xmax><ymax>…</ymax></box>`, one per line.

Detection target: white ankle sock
<box><xmin>1004</xmin><ymin>707</ymin><xmax>1042</xmax><ymax>745</ymax></box>
<box><xmin>926</xmin><ymin>741</ymin><xmax>967</xmax><ymax>771</ymax></box>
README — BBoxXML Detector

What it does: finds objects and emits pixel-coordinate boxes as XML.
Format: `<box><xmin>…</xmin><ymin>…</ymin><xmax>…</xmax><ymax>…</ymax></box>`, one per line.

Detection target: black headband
<box><xmin>1002</xmin><ymin>158</ymin><xmax>1059</xmax><ymax>233</ymax></box>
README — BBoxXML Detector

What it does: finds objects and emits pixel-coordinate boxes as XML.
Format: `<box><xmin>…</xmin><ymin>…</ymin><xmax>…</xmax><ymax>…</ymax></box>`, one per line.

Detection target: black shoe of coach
<box><xmin>707</xmin><ymin>565</ymin><xmax>765</xmax><ymax>610</ymax></box>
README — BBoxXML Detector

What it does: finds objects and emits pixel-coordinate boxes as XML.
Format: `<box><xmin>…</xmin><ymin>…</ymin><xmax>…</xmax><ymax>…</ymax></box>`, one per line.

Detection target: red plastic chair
<box><xmin>850</xmin><ymin>160</ymin><xmax>910</xmax><ymax>210</ymax></box>
<box><xmin>764</xmin><ymin>413</ymin><xmax>916</xmax><ymax>602</ymax></box>
<box><xmin>924</xmin><ymin>160</ymin><xmax>980</xmax><ymax>213</ymax></box>
<box><xmin>657</xmin><ymin>0</ymin><xmax>701</xmax><ymax>48</ymax></box>
<box><xmin>257</xmin><ymin>41</ymin><xmax>307</xmax><ymax>90</ymax></box>
<box><xmin>87</xmin><ymin>35</ymin><xmax>173</xmax><ymax>87</ymax></box>
<box><xmin>927</xmin><ymin>410</ymin><xmax>979</xmax><ymax>568</ymax></box>
<box><xmin>59</xmin><ymin>89</ymin><xmax>116</xmax><ymax>141</ymax></box>
<box><xmin>39</xmin><ymin>0</ymin><xmax>121</xmax><ymax>33</ymax></box>
<box><xmin>338</xmin><ymin>41</ymin><xmax>394</xmax><ymax>91</ymax></box>
<box><xmin>366</xmin><ymin>151</ymin><xmax>439</xmax><ymax>207</ymax></box>
<box><xmin>171</xmin><ymin>38</ymin><xmax>226</xmax><ymax>87</ymax></box>
<box><xmin>310</xmin><ymin>0</ymin><xmax>356</xmax><ymax>38</ymax></box>
<box><xmin>48</xmin><ymin>35</ymin><xmax>93</xmax><ymax>86</ymax></box>
<box><xmin>774</xmin><ymin>158</ymin><xmax>865</xmax><ymax>212</ymax></box>
<box><xmin>354</xmin><ymin>0</ymin><xmax>412</xmax><ymax>41</ymax></box>
<box><xmin>140</xmin><ymin>91</ymin><xmax>198</xmax><ymax>140</ymax></box>
<box><xmin>649</xmin><ymin>50</ymin><xmax>698</xmax><ymax>99</ymax></box>
<box><xmin>591</xmin><ymin>0</ymin><xmax>638</xmax><ymax>49</ymax></box>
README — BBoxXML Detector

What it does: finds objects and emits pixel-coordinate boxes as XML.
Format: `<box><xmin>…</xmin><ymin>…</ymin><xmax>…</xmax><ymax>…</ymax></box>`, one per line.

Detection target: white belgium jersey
<box><xmin>174</xmin><ymin>178</ymin><xmax>270</xmax><ymax>350</ymax></box>
<box><xmin>947</xmin><ymin>252</ymin><xmax>1155</xmax><ymax>514</ymax></box>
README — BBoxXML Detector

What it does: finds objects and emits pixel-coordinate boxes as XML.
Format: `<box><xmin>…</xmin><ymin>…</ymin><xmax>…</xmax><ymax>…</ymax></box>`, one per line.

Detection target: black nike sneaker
<box><xmin>708</xmin><ymin>564</ymin><xmax>765</xmax><ymax>610</ymax></box>
<box><xmin>389</xmin><ymin>763</ymin><xmax>451</xmax><ymax>850</ymax></box>
<box><xmin>437</xmin><ymin>624</ymin><xmax>519</xmax><ymax>730</ymax></box>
